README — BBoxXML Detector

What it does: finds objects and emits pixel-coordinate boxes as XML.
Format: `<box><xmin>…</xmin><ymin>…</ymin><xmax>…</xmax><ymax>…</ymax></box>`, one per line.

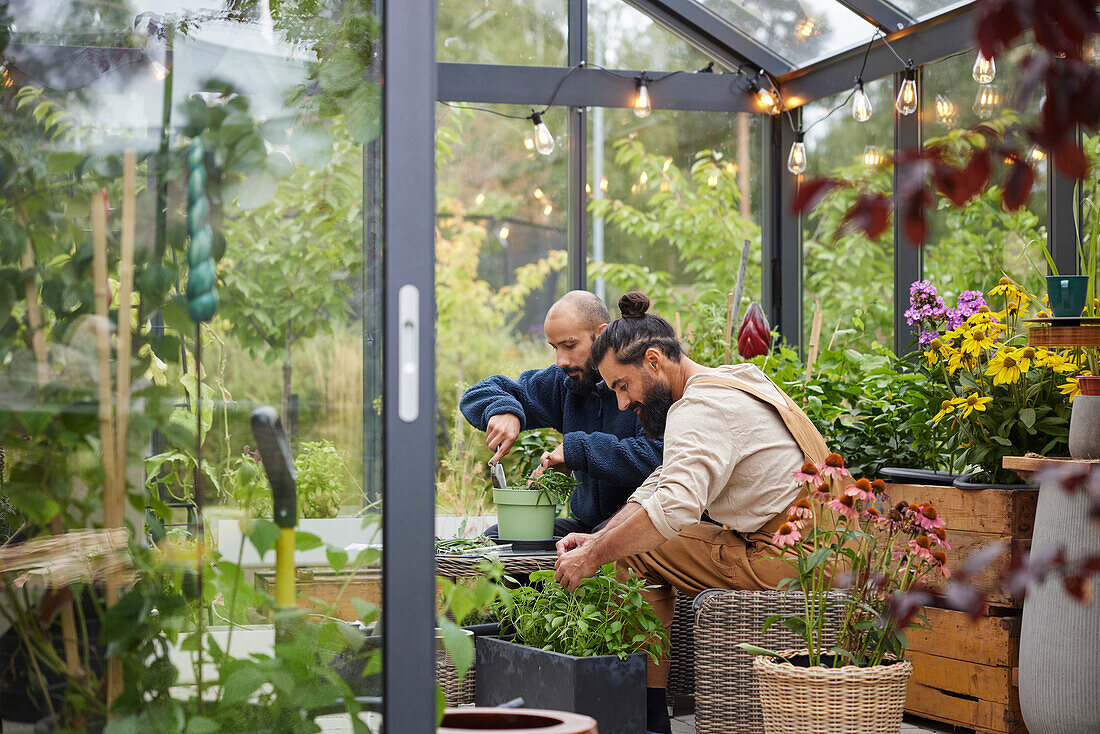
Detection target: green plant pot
<box><xmin>493</xmin><ymin>489</ymin><xmax>556</xmax><ymax>541</ymax></box>
<box><xmin>1045</xmin><ymin>274</ymin><xmax>1089</xmax><ymax>317</ymax></box>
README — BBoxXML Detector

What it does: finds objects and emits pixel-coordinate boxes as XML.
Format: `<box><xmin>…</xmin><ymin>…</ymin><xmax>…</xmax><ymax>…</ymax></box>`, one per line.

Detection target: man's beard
<box><xmin>630</xmin><ymin>376</ymin><xmax>675</xmax><ymax>439</ymax></box>
<box><xmin>564</xmin><ymin>359</ymin><xmax>600</xmax><ymax>395</ymax></box>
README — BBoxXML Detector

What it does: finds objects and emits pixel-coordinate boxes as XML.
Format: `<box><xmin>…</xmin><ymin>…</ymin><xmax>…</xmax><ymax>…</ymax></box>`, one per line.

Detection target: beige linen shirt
<box><xmin>629</xmin><ymin>364</ymin><xmax>804</xmax><ymax>539</ymax></box>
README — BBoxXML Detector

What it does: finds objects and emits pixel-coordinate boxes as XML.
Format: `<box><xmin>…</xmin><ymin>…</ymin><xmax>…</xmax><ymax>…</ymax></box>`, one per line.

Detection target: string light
<box><xmin>522</xmin><ymin>136</ymin><xmax>535</xmax><ymax>151</ymax></box>
<box><xmin>1028</xmin><ymin>146</ymin><xmax>1047</xmax><ymax>163</ymax></box>
<box><xmin>934</xmin><ymin>95</ymin><xmax>959</xmax><ymax>127</ymax></box>
<box><xmin>633</xmin><ymin>74</ymin><xmax>652</xmax><ymax>118</ymax></box>
<box><xmin>533</xmin><ymin>188</ymin><xmax>545</xmax><ymax>200</ymax></box>
<box><xmin>972</xmin><ymin>84</ymin><xmax>1001</xmax><ymax>120</ymax></box>
<box><xmin>707</xmin><ymin>173</ymin><xmax>719</xmax><ymax>187</ymax></box>
<box><xmin>895</xmin><ymin>65</ymin><xmax>917</xmax><ymax>116</ymax></box>
<box><xmin>738</xmin><ymin>71</ymin><xmax>780</xmax><ymax>114</ymax></box>
<box><xmin>662</xmin><ymin>157</ymin><xmax>673</xmax><ymax>172</ymax></box>
<box><xmin>852</xmin><ymin>79</ymin><xmax>872</xmax><ymax>122</ymax></box>
<box><xmin>529</xmin><ymin>111</ymin><xmax>555</xmax><ymax>155</ymax></box>
<box><xmin>787</xmin><ymin>131</ymin><xmax>807</xmax><ymax>175</ymax></box>
<box><xmin>0</xmin><ymin>63</ymin><xmax>12</xmax><ymax>88</ymax></box>
<box><xmin>499</xmin><ymin>225</ymin><xmax>510</xmax><ymax>240</ymax></box>
<box><xmin>972</xmin><ymin>51</ymin><xmax>996</xmax><ymax>84</ymax></box>
<box><xmin>795</xmin><ymin>18</ymin><xmax>816</xmax><ymax>38</ymax></box>
<box><xmin>599</xmin><ymin>176</ymin><xmax>609</xmax><ymax>192</ymax></box>
<box><xmin>543</xmin><ymin>204</ymin><xmax>553</xmax><ymax>216</ymax></box>
<box><xmin>863</xmin><ymin>146</ymin><xmax>884</xmax><ymax>167</ymax></box>
<box><xmin>475</xmin><ymin>193</ymin><xmax>485</xmax><ymax>207</ymax></box>
<box><xmin>638</xmin><ymin>171</ymin><xmax>648</xmax><ymax>186</ymax></box>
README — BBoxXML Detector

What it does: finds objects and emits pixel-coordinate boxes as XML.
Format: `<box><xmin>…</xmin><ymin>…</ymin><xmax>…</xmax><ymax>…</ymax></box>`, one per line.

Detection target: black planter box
<box><xmin>474</xmin><ymin>635</ymin><xmax>645</xmax><ymax>734</ymax></box>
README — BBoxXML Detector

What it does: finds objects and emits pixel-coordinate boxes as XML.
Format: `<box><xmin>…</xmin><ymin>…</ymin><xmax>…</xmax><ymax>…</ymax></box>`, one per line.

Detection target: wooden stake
<box><xmin>115</xmin><ymin>151</ymin><xmax>136</xmax><ymax>494</ymax></box>
<box><xmin>673</xmin><ymin>312</ymin><xmax>682</xmax><ymax>339</ymax></box>
<box><xmin>724</xmin><ymin>292</ymin><xmax>735</xmax><ymax>364</ymax></box>
<box><xmin>15</xmin><ymin>202</ymin><xmax>49</xmax><ymax>388</ymax></box>
<box><xmin>804</xmin><ymin>299</ymin><xmax>824</xmax><ymax>382</ymax></box>
<box><xmin>91</xmin><ymin>188</ymin><xmax>123</xmax><ymax>708</ymax></box>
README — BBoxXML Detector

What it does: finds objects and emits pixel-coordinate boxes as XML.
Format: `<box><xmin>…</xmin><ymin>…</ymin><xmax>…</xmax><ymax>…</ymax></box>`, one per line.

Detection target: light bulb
<box><xmin>475</xmin><ymin>193</ymin><xmax>485</xmax><ymax>207</ymax></box>
<box><xmin>529</xmin><ymin>112</ymin><xmax>555</xmax><ymax>156</ymax></box>
<box><xmin>1028</xmin><ymin>146</ymin><xmax>1047</xmax><ymax>163</ymax></box>
<box><xmin>972</xmin><ymin>52</ymin><xmax>996</xmax><ymax>84</ymax></box>
<box><xmin>633</xmin><ymin>78</ymin><xmax>652</xmax><ymax>119</ymax></box>
<box><xmin>707</xmin><ymin>173</ymin><xmax>719</xmax><ymax>187</ymax></box>
<box><xmin>795</xmin><ymin>18</ymin><xmax>816</xmax><ymax>37</ymax></box>
<box><xmin>499</xmin><ymin>226</ymin><xmax>509</xmax><ymax>240</ymax></box>
<box><xmin>863</xmin><ymin>146</ymin><xmax>883</xmax><ymax>167</ymax></box>
<box><xmin>523</xmin><ymin>136</ymin><xmax>535</xmax><ymax>151</ymax></box>
<box><xmin>935</xmin><ymin>95</ymin><xmax>958</xmax><ymax>127</ymax></box>
<box><xmin>787</xmin><ymin>132</ymin><xmax>807</xmax><ymax>175</ymax></box>
<box><xmin>895</xmin><ymin>68</ymin><xmax>917</xmax><ymax>116</ymax></box>
<box><xmin>972</xmin><ymin>84</ymin><xmax>1001</xmax><ymax>120</ymax></box>
<box><xmin>638</xmin><ymin>171</ymin><xmax>648</xmax><ymax>186</ymax></box>
<box><xmin>543</xmin><ymin>204</ymin><xmax>553</xmax><ymax>216</ymax></box>
<box><xmin>151</xmin><ymin>59</ymin><xmax>169</xmax><ymax>80</ymax></box>
<box><xmin>599</xmin><ymin>176</ymin><xmax>609</xmax><ymax>192</ymax></box>
<box><xmin>756</xmin><ymin>86</ymin><xmax>779</xmax><ymax>115</ymax></box>
<box><xmin>852</xmin><ymin>81</ymin><xmax>872</xmax><ymax>122</ymax></box>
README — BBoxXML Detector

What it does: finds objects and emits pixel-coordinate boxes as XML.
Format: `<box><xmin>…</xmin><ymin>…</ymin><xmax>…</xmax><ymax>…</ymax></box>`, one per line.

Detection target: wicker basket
<box><xmin>436</xmin><ymin>648</ymin><xmax>476</xmax><ymax>706</ymax></box>
<box><xmin>753</xmin><ymin>650</ymin><xmax>912</xmax><ymax>734</ymax></box>
<box><xmin>666</xmin><ymin>591</ymin><xmax>695</xmax><ymax>699</ymax></box>
<box><xmin>694</xmin><ymin>589</ymin><xmax>833</xmax><ymax>734</ymax></box>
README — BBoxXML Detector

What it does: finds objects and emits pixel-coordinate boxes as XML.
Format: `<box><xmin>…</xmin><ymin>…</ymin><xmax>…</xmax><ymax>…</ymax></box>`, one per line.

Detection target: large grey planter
<box><xmin>1069</xmin><ymin>395</ymin><xmax>1100</xmax><ymax>459</ymax></box>
<box><xmin>1018</xmin><ymin>471</ymin><xmax>1100</xmax><ymax>733</ymax></box>
<box><xmin>474</xmin><ymin>636</ymin><xmax>645</xmax><ymax>734</ymax></box>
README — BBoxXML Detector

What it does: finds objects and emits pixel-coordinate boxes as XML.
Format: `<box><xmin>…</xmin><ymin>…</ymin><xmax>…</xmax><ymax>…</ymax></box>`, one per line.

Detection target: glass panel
<box><xmin>922</xmin><ymin>43</ymin><xmax>1046</xmax><ymax>311</ymax></box>
<box><xmin>696</xmin><ymin>0</ymin><xmax>878</xmax><ymax>67</ymax></box>
<box><xmin>438</xmin><ymin>0</ymin><xmax>567</xmax><ymax>66</ymax></box>
<box><xmin>891</xmin><ymin>0</ymin><xmax>973</xmax><ymax>22</ymax></box>
<box><xmin>1</xmin><ymin>1</ymin><xmax>382</xmax><ymax>728</ymax></box>
<box><xmin>589</xmin><ymin>0</ymin><xmax>719</xmax><ymax>72</ymax></box>
<box><xmin>587</xmin><ymin>108</ymin><xmax>765</xmax><ymax>366</ymax></box>
<box><xmin>435</xmin><ymin>102</ymin><xmax>570</xmax><ymax>515</ymax></box>
<box><xmin>800</xmin><ymin>76</ymin><xmax>895</xmax><ymax>350</ymax></box>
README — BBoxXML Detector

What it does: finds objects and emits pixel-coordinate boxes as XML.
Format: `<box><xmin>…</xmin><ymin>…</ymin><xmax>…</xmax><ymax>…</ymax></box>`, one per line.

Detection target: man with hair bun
<box><xmin>460</xmin><ymin>290</ymin><xmax>663</xmax><ymax>538</ymax></box>
<box><xmin>554</xmin><ymin>291</ymin><xmax>828</xmax><ymax>734</ymax></box>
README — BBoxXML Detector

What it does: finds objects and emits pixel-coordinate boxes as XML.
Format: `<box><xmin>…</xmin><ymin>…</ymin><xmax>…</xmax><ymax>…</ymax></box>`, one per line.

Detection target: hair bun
<box><xmin>619</xmin><ymin>291</ymin><xmax>651</xmax><ymax>319</ymax></box>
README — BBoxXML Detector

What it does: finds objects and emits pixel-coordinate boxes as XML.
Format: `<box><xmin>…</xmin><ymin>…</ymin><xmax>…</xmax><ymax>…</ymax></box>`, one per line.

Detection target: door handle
<box><xmin>398</xmin><ymin>284</ymin><xmax>419</xmax><ymax>423</ymax></box>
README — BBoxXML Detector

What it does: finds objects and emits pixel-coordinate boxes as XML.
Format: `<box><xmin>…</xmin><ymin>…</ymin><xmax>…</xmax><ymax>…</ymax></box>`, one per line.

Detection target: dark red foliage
<box><xmin>1064</xmin><ymin>575</ymin><xmax>1093</xmax><ymax>603</ymax></box>
<box><xmin>736</xmin><ymin>302</ymin><xmax>771</xmax><ymax>359</ymax></box>
<box><xmin>790</xmin><ymin>177</ymin><xmax>838</xmax><ymax>214</ymax></box>
<box><xmin>841</xmin><ymin>192</ymin><xmax>891</xmax><ymax>239</ymax></box>
<box><xmin>943</xmin><ymin>582</ymin><xmax>987</xmax><ymax>621</ymax></box>
<box><xmin>1001</xmin><ymin>155</ymin><xmax>1036</xmax><ymax>211</ymax></box>
<box><xmin>932</xmin><ymin>161</ymin><xmax>973</xmax><ymax>208</ymax></box>
<box><xmin>963</xmin><ymin>148</ymin><xmax>992</xmax><ymax>195</ymax></box>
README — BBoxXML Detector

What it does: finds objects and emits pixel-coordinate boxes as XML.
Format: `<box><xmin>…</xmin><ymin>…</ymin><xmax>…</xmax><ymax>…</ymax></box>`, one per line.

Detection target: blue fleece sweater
<box><xmin>460</xmin><ymin>366</ymin><xmax>663</xmax><ymax>530</ymax></box>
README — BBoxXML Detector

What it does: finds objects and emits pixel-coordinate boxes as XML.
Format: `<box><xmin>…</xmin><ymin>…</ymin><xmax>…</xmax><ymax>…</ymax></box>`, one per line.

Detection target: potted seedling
<box><xmin>474</xmin><ymin>564</ymin><xmax>667</xmax><ymax>734</ymax></box>
<box><xmin>492</xmin><ymin>469</ymin><xmax>575</xmax><ymax>542</ymax></box>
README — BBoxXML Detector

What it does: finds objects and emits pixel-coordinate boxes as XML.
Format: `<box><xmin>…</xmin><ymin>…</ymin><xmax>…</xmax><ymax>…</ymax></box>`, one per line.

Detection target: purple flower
<box><xmin>906</xmin><ymin>280</ymin><xmax>947</xmax><ymax>325</ymax></box>
<box><xmin>945</xmin><ymin>290</ymin><xmax>988</xmax><ymax>329</ymax></box>
<box><xmin>918</xmin><ymin>330</ymin><xmax>939</xmax><ymax>348</ymax></box>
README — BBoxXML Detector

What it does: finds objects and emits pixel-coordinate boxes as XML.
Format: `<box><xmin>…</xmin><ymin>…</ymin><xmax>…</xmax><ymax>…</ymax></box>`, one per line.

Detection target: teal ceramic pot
<box><xmin>1045</xmin><ymin>275</ymin><xmax>1089</xmax><ymax>317</ymax></box>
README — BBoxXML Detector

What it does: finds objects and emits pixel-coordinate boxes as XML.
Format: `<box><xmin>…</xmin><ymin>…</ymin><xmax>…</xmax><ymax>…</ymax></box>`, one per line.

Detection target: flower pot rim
<box><xmin>492</xmin><ymin>488</ymin><xmax>556</xmax><ymax>506</ymax></box>
<box><xmin>752</xmin><ymin>649</ymin><xmax>912</xmax><ymax>681</ymax></box>
<box><xmin>481</xmin><ymin>633</ymin><xmax>645</xmax><ymax>664</ymax></box>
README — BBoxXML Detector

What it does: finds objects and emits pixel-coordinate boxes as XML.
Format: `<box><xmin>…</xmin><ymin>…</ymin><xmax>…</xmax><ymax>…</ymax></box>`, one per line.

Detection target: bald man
<box><xmin>461</xmin><ymin>291</ymin><xmax>663</xmax><ymax>537</ymax></box>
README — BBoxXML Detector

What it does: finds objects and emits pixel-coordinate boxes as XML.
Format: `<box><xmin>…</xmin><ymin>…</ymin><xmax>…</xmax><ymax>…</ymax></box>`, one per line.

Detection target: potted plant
<box><xmin>492</xmin><ymin>469</ymin><xmax>575</xmax><ymax>542</ymax></box>
<box><xmin>740</xmin><ymin>454</ymin><xmax>951</xmax><ymax>734</ymax></box>
<box><xmin>475</xmin><ymin>563</ymin><xmax>667</xmax><ymax>734</ymax></box>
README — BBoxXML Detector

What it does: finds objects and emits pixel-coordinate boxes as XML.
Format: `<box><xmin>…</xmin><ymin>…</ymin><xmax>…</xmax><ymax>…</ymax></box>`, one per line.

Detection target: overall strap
<box><xmin>690</xmin><ymin>374</ymin><xmax>829</xmax><ymax>464</ymax></box>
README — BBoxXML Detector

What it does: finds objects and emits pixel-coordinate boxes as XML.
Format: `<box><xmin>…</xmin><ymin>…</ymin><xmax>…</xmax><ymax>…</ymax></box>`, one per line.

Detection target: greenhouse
<box><xmin>1</xmin><ymin>1</ymin><xmax>1098</xmax><ymax>733</ymax></box>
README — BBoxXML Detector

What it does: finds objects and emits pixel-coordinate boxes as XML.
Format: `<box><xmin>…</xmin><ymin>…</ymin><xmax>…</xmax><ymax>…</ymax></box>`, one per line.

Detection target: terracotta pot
<box><xmin>1077</xmin><ymin>374</ymin><xmax>1100</xmax><ymax>397</ymax></box>
<box><xmin>753</xmin><ymin>651</ymin><xmax>912</xmax><ymax>734</ymax></box>
<box><xmin>438</xmin><ymin>707</ymin><xmax>597</xmax><ymax>733</ymax></box>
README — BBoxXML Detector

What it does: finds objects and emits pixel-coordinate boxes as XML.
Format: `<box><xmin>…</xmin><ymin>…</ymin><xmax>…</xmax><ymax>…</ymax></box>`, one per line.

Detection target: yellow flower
<box><xmin>959</xmin><ymin>392</ymin><xmax>993</xmax><ymax>418</ymax></box>
<box><xmin>924</xmin><ymin>338</ymin><xmax>950</xmax><ymax>366</ymax></box>
<box><xmin>946</xmin><ymin>350</ymin><xmax>974</xmax><ymax>375</ymax></box>
<box><xmin>961</xmin><ymin>326</ymin><xmax>996</xmax><ymax>356</ymax></box>
<box><xmin>931</xmin><ymin>398</ymin><xmax>962</xmax><ymax>422</ymax></box>
<box><xmin>1040</xmin><ymin>351</ymin><xmax>1074</xmax><ymax>374</ymax></box>
<box><xmin>986</xmin><ymin>348</ymin><xmax>1022</xmax><ymax>385</ymax></box>
<box><xmin>1060</xmin><ymin>372</ymin><xmax>1092</xmax><ymax>403</ymax></box>
<box><xmin>988</xmin><ymin>277</ymin><xmax>1018</xmax><ymax>297</ymax></box>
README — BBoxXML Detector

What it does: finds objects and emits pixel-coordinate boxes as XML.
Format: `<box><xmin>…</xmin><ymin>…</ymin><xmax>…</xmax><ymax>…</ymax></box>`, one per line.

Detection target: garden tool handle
<box><xmin>251</xmin><ymin>407</ymin><xmax>297</xmax><ymax>610</ymax></box>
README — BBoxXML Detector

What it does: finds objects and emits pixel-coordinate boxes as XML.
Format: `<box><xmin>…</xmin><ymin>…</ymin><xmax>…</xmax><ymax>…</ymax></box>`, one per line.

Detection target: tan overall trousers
<box><xmin>618</xmin><ymin>373</ymin><xmax>829</xmax><ymax>689</ymax></box>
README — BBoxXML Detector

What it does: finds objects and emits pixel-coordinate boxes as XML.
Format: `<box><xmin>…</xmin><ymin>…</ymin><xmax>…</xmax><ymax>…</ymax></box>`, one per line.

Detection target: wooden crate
<box><xmin>883</xmin><ymin>483</ymin><xmax>1036</xmax><ymax>733</ymax></box>
<box><xmin>905</xmin><ymin>606</ymin><xmax>1027</xmax><ymax>734</ymax></box>
<box><xmin>255</xmin><ymin>568</ymin><xmax>381</xmax><ymax>623</ymax></box>
<box><xmin>884</xmin><ymin>483</ymin><xmax>1037</xmax><ymax>608</ymax></box>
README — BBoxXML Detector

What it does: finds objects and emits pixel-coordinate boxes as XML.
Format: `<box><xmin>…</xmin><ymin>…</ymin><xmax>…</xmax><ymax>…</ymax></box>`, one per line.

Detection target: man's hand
<box><xmin>555</xmin><ymin>532</ymin><xmax>594</xmax><ymax>556</ymax></box>
<box><xmin>485</xmin><ymin>413</ymin><xmax>521</xmax><ymax>464</ymax></box>
<box><xmin>554</xmin><ymin>544</ymin><xmax>600</xmax><ymax>591</ymax></box>
<box><xmin>530</xmin><ymin>444</ymin><xmax>567</xmax><ymax>479</ymax></box>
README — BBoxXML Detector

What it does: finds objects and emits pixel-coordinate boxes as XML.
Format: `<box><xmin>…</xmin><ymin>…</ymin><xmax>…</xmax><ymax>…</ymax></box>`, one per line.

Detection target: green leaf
<box><xmin>319</xmin><ymin>48</ymin><xmax>362</xmax><ymax>94</ymax></box>
<box><xmin>296</xmin><ymin>531</ymin><xmax>323</xmax><ymax>551</ymax></box>
<box><xmin>326</xmin><ymin>546</ymin><xmax>349</xmax><ymax>573</ymax></box>
<box><xmin>222</xmin><ymin>666</ymin><xmax>266</xmax><ymax>704</ymax></box>
<box><xmin>247</xmin><ymin>519</ymin><xmax>281</xmax><ymax>559</ymax></box>
<box><xmin>736</xmin><ymin>643</ymin><xmax>788</xmax><ymax>662</ymax></box>
<box><xmin>236</xmin><ymin>171</ymin><xmax>278</xmax><ymax>210</ymax></box>
<box><xmin>440</xmin><ymin>618</ymin><xmax>474</xmax><ymax>680</ymax></box>
<box><xmin>185</xmin><ymin>716</ymin><xmax>220</xmax><ymax>734</ymax></box>
<box><xmin>1019</xmin><ymin>407</ymin><xmax>1036</xmax><ymax>429</ymax></box>
<box><xmin>342</xmin><ymin>83</ymin><xmax>381</xmax><ymax>144</ymax></box>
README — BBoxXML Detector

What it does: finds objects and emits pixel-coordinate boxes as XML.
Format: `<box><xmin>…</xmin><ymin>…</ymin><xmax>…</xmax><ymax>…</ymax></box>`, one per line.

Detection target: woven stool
<box><xmin>666</xmin><ymin>591</ymin><xmax>695</xmax><ymax>700</ymax></box>
<box><xmin>693</xmin><ymin>589</ymin><xmax>838</xmax><ymax>734</ymax></box>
